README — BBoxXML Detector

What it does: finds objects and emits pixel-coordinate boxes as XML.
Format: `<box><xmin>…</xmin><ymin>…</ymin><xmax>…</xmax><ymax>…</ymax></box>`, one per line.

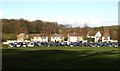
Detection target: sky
<box><xmin>0</xmin><ymin>0</ymin><xmax>119</xmax><ymax>27</ymax></box>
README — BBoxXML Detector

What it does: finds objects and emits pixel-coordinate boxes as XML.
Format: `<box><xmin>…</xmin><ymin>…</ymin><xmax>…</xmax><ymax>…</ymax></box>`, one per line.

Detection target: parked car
<box><xmin>34</xmin><ymin>42</ymin><xmax>42</xmax><ymax>47</ymax></box>
<box><xmin>27</xmin><ymin>42</ymin><xmax>34</xmax><ymax>47</ymax></box>
<box><xmin>8</xmin><ymin>43</ymin><xmax>15</xmax><ymax>48</ymax></box>
<box><xmin>21</xmin><ymin>42</ymin><xmax>28</xmax><ymax>47</ymax></box>
<box><xmin>7</xmin><ymin>41</ymin><xmax>119</xmax><ymax>48</ymax></box>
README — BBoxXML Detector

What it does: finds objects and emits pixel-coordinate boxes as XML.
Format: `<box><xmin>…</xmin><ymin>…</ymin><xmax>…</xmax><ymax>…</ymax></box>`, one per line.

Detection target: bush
<box><xmin>87</xmin><ymin>38</ymin><xmax>94</xmax><ymax>42</ymax></box>
<box><xmin>2</xmin><ymin>44</ymin><xmax>8</xmax><ymax>48</ymax></box>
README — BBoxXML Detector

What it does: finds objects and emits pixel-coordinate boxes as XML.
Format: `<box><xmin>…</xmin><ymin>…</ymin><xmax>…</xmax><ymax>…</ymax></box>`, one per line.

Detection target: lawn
<box><xmin>2</xmin><ymin>46</ymin><xmax>119</xmax><ymax>71</ymax></box>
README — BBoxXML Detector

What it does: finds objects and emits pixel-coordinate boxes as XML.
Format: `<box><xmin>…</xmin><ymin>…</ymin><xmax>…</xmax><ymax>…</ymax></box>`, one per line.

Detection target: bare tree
<box><xmin>83</xmin><ymin>23</ymin><xmax>89</xmax><ymax>39</ymax></box>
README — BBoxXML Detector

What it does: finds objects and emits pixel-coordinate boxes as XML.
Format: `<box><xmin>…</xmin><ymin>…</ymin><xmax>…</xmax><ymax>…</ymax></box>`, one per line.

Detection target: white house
<box><xmin>95</xmin><ymin>31</ymin><xmax>102</xmax><ymax>42</ymax></box>
<box><xmin>31</xmin><ymin>36</ymin><xmax>40</xmax><ymax>42</ymax></box>
<box><xmin>30</xmin><ymin>34</ymin><xmax>48</xmax><ymax>42</ymax></box>
<box><xmin>41</xmin><ymin>37</ymin><xmax>48</xmax><ymax>42</ymax></box>
<box><xmin>88</xmin><ymin>31</ymin><xmax>102</xmax><ymax>42</ymax></box>
<box><xmin>88</xmin><ymin>30</ymin><xmax>111</xmax><ymax>42</ymax></box>
<box><xmin>102</xmin><ymin>37</ymin><xmax>110</xmax><ymax>42</ymax></box>
<box><xmin>68</xmin><ymin>34</ymin><xmax>84</xmax><ymax>42</ymax></box>
<box><xmin>69</xmin><ymin>36</ymin><xmax>77</xmax><ymax>42</ymax></box>
<box><xmin>102</xmin><ymin>30</ymin><xmax>110</xmax><ymax>42</ymax></box>
<box><xmin>51</xmin><ymin>34</ymin><xmax>64</xmax><ymax>42</ymax></box>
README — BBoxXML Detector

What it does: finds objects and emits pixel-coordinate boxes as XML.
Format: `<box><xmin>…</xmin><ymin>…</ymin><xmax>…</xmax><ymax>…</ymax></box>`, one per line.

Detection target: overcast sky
<box><xmin>0</xmin><ymin>0</ymin><xmax>119</xmax><ymax>27</ymax></box>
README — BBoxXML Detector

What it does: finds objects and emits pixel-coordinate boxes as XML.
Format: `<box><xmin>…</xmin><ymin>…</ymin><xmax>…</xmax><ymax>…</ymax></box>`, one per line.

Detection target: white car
<box><xmin>27</xmin><ymin>42</ymin><xmax>34</xmax><ymax>47</ymax></box>
<box><xmin>22</xmin><ymin>42</ymin><xmax>27</xmax><ymax>47</ymax></box>
<box><xmin>8</xmin><ymin>43</ymin><xmax>15</xmax><ymax>48</ymax></box>
<box><xmin>16</xmin><ymin>43</ymin><xmax>21</xmax><ymax>47</ymax></box>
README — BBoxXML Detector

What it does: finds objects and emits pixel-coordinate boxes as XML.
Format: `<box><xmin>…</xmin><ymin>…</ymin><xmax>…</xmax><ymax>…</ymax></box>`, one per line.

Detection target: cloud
<box><xmin>59</xmin><ymin>20</ymin><xmax>118</xmax><ymax>27</ymax></box>
<box><xmin>25</xmin><ymin>16</ymin><xmax>118</xmax><ymax>27</ymax></box>
<box><xmin>82</xmin><ymin>21</ymin><xmax>118</xmax><ymax>27</ymax></box>
<box><xmin>100</xmin><ymin>21</ymin><xmax>118</xmax><ymax>24</ymax></box>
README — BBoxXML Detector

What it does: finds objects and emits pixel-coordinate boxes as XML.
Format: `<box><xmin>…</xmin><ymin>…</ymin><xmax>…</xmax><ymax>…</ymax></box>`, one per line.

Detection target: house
<box><xmin>68</xmin><ymin>33</ymin><xmax>84</xmax><ymax>42</ymax></box>
<box><xmin>109</xmin><ymin>31</ymin><xmax>118</xmax><ymax>42</ymax></box>
<box><xmin>30</xmin><ymin>34</ymin><xmax>48</xmax><ymax>42</ymax></box>
<box><xmin>102</xmin><ymin>30</ymin><xmax>110</xmax><ymax>42</ymax></box>
<box><xmin>87</xmin><ymin>31</ymin><xmax>102</xmax><ymax>42</ymax></box>
<box><xmin>87</xmin><ymin>30</ymin><xmax>111</xmax><ymax>42</ymax></box>
<box><xmin>51</xmin><ymin>34</ymin><xmax>64</xmax><ymax>42</ymax></box>
<box><xmin>17</xmin><ymin>33</ymin><xmax>28</xmax><ymax>42</ymax></box>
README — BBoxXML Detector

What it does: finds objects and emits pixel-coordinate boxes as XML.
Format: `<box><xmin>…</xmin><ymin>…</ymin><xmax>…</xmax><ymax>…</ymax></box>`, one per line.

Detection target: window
<box><xmin>104</xmin><ymin>37</ymin><xmax>108</xmax><ymax>40</ymax></box>
<box><xmin>60</xmin><ymin>36</ymin><xmax>63</xmax><ymax>39</ymax></box>
<box><xmin>96</xmin><ymin>36</ymin><xmax>99</xmax><ymax>38</ymax></box>
<box><xmin>42</xmin><ymin>37</ymin><xmax>46</xmax><ymax>39</ymax></box>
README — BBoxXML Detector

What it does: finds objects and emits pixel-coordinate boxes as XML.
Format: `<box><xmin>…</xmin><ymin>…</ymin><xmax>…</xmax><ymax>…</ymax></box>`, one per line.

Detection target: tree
<box><xmin>82</xmin><ymin>23</ymin><xmax>89</xmax><ymax>39</ymax></box>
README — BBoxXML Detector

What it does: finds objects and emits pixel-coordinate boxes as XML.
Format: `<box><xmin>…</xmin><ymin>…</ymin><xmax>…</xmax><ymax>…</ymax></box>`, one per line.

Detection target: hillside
<box><xmin>1</xmin><ymin>18</ymin><xmax>119</xmax><ymax>41</ymax></box>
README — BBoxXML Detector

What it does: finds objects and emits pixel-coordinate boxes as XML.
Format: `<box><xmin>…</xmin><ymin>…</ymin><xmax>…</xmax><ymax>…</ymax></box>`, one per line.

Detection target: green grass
<box><xmin>2</xmin><ymin>46</ymin><xmax>119</xmax><ymax>71</ymax></box>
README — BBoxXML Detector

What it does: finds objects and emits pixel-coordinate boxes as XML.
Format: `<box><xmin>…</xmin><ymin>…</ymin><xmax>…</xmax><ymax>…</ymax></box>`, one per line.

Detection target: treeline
<box><xmin>1</xmin><ymin>18</ymin><xmax>119</xmax><ymax>41</ymax></box>
<box><xmin>2</xmin><ymin>18</ymin><xmax>67</xmax><ymax>34</ymax></box>
<box><xmin>1</xmin><ymin>18</ymin><xmax>90</xmax><ymax>41</ymax></box>
<box><xmin>2</xmin><ymin>18</ymin><xmax>90</xmax><ymax>36</ymax></box>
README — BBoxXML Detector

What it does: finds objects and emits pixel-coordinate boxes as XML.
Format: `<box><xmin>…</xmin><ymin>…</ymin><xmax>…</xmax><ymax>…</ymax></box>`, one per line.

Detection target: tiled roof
<box><xmin>88</xmin><ymin>30</ymin><xmax>104</xmax><ymax>36</ymax></box>
<box><xmin>17</xmin><ymin>33</ymin><xmax>28</xmax><ymax>37</ymax></box>
<box><xmin>69</xmin><ymin>33</ymin><xmax>85</xmax><ymax>36</ymax></box>
<box><xmin>102</xmin><ymin>30</ymin><xmax>110</xmax><ymax>37</ymax></box>
<box><xmin>29</xmin><ymin>34</ymin><xmax>48</xmax><ymax>37</ymax></box>
<box><xmin>17</xmin><ymin>33</ymin><xmax>26</xmax><ymax>36</ymax></box>
<box><xmin>88</xmin><ymin>31</ymin><xmax>98</xmax><ymax>36</ymax></box>
<box><xmin>51</xmin><ymin>34</ymin><xmax>64</xmax><ymax>37</ymax></box>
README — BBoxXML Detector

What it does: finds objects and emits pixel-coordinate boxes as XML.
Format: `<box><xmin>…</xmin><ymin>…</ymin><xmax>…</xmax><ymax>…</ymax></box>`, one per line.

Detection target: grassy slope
<box><xmin>2</xmin><ymin>47</ymin><xmax>119</xmax><ymax>71</ymax></box>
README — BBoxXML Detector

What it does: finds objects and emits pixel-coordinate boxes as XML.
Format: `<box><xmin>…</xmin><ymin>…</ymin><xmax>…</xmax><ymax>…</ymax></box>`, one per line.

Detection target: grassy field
<box><xmin>2</xmin><ymin>46</ymin><xmax>119</xmax><ymax>71</ymax></box>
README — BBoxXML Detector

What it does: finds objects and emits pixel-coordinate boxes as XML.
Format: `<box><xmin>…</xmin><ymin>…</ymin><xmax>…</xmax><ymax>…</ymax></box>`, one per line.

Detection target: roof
<box><xmin>88</xmin><ymin>30</ymin><xmax>104</xmax><ymax>36</ymax></box>
<box><xmin>103</xmin><ymin>30</ymin><xmax>110</xmax><ymax>37</ymax></box>
<box><xmin>29</xmin><ymin>34</ymin><xmax>48</xmax><ymax>37</ymax></box>
<box><xmin>51</xmin><ymin>34</ymin><xmax>64</xmax><ymax>37</ymax></box>
<box><xmin>69</xmin><ymin>33</ymin><xmax>85</xmax><ymax>36</ymax></box>
<box><xmin>88</xmin><ymin>31</ymin><xmax>98</xmax><ymax>36</ymax></box>
<box><xmin>30</xmin><ymin>34</ymin><xmax>41</xmax><ymax>37</ymax></box>
<box><xmin>17</xmin><ymin>33</ymin><xmax>28</xmax><ymax>37</ymax></box>
<box><xmin>17</xmin><ymin>33</ymin><xmax>26</xmax><ymax>36</ymax></box>
<box><xmin>17</xmin><ymin>33</ymin><xmax>28</xmax><ymax>39</ymax></box>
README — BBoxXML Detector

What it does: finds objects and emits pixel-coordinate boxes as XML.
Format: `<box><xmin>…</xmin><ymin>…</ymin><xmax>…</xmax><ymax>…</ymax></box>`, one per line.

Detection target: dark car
<box><xmin>8</xmin><ymin>43</ymin><xmax>16</xmax><ymax>47</ymax></box>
